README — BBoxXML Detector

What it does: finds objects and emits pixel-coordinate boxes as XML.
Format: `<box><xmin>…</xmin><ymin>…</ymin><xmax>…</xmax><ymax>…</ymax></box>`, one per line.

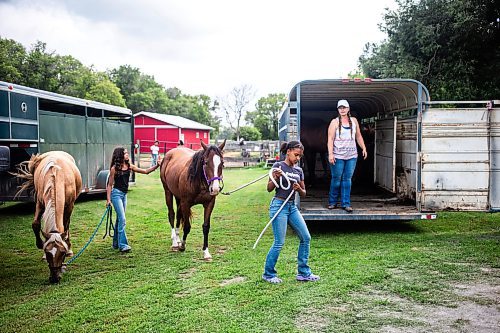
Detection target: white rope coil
<box><xmin>253</xmin><ymin>167</ymin><xmax>296</xmax><ymax>249</ymax></box>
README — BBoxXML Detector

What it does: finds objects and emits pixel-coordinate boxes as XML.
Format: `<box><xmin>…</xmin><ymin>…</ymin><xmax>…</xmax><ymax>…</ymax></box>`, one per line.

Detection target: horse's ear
<box><xmin>201</xmin><ymin>140</ymin><xmax>208</xmax><ymax>151</ymax></box>
<box><xmin>218</xmin><ymin>139</ymin><xmax>226</xmax><ymax>151</ymax></box>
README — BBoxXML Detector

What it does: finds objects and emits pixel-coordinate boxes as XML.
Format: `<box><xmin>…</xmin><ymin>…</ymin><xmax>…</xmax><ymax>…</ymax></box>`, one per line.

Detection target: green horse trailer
<box><xmin>0</xmin><ymin>81</ymin><xmax>134</xmax><ymax>201</ymax></box>
<box><xmin>279</xmin><ymin>79</ymin><xmax>499</xmax><ymax>221</ymax></box>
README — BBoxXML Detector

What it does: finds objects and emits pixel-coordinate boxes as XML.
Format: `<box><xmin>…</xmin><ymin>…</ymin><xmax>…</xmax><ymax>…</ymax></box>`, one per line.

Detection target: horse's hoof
<box><xmin>171</xmin><ymin>246</ymin><xmax>179</xmax><ymax>252</ymax></box>
<box><xmin>203</xmin><ymin>249</ymin><xmax>212</xmax><ymax>261</ymax></box>
<box><xmin>179</xmin><ymin>246</ymin><xmax>186</xmax><ymax>252</ymax></box>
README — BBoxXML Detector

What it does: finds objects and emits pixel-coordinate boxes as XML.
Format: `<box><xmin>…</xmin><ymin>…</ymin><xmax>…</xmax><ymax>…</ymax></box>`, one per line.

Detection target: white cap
<box><xmin>337</xmin><ymin>99</ymin><xmax>349</xmax><ymax>108</ymax></box>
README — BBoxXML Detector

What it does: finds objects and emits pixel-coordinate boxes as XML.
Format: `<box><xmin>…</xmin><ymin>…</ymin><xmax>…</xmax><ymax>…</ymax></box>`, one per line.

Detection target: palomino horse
<box><xmin>160</xmin><ymin>140</ymin><xmax>225</xmax><ymax>260</ymax></box>
<box><xmin>16</xmin><ymin>151</ymin><xmax>82</xmax><ymax>283</ymax></box>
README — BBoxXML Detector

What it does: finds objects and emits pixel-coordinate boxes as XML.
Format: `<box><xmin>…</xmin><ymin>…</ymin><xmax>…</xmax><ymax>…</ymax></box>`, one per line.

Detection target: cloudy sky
<box><xmin>0</xmin><ymin>0</ymin><xmax>396</xmax><ymax>100</ymax></box>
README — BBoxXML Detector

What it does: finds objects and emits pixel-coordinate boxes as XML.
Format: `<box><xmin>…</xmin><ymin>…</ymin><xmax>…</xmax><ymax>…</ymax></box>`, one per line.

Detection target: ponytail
<box><xmin>280</xmin><ymin>140</ymin><xmax>304</xmax><ymax>154</ymax></box>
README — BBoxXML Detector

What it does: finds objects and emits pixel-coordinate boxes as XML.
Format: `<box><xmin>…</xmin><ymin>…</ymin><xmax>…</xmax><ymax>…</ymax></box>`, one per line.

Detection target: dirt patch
<box><xmin>358</xmin><ymin>280</ymin><xmax>500</xmax><ymax>333</ymax></box>
<box><xmin>219</xmin><ymin>276</ymin><xmax>246</xmax><ymax>287</ymax></box>
<box><xmin>295</xmin><ymin>307</ymin><xmax>330</xmax><ymax>332</ymax></box>
<box><xmin>178</xmin><ymin>267</ymin><xmax>197</xmax><ymax>280</ymax></box>
<box><xmin>294</xmin><ymin>268</ymin><xmax>499</xmax><ymax>333</ymax></box>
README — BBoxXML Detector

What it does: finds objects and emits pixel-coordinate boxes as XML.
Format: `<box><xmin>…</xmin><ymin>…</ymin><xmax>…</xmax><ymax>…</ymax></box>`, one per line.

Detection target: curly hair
<box><xmin>110</xmin><ymin>147</ymin><xmax>130</xmax><ymax>172</ymax></box>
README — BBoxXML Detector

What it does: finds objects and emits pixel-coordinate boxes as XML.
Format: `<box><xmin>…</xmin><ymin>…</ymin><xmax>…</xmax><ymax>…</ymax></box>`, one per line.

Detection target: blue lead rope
<box><xmin>65</xmin><ymin>205</ymin><xmax>112</xmax><ymax>265</ymax></box>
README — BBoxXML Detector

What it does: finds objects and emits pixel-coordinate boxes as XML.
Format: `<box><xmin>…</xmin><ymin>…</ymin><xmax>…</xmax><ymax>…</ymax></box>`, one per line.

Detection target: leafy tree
<box><xmin>85</xmin><ymin>73</ymin><xmax>126</xmax><ymax>107</ymax></box>
<box><xmin>245</xmin><ymin>93</ymin><xmax>285</xmax><ymax>140</ymax></box>
<box><xmin>54</xmin><ymin>55</ymin><xmax>94</xmax><ymax>98</ymax></box>
<box><xmin>359</xmin><ymin>0</ymin><xmax>500</xmax><ymax>100</ymax></box>
<box><xmin>21</xmin><ymin>41</ymin><xmax>59</xmax><ymax>91</ymax></box>
<box><xmin>0</xmin><ymin>37</ymin><xmax>26</xmax><ymax>82</ymax></box>
<box><xmin>239</xmin><ymin>126</ymin><xmax>262</xmax><ymax>141</ymax></box>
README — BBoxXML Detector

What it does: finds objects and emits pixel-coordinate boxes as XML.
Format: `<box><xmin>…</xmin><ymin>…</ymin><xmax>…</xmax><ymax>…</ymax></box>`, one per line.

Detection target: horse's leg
<box><xmin>63</xmin><ymin>203</ymin><xmax>74</xmax><ymax>257</ymax></box>
<box><xmin>32</xmin><ymin>201</ymin><xmax>44</xmax><ymax>249</ymax></box>
<box><xmin>163</xmin><ymin>185</ymin><xmax>178</xmax><ymax>251</ymax></box>
<box><xmin>202</xmin><ymin>199</ymin><xmax>216</xmax><ymax>261</ymax></box>
<box><xmin>178</xmin><ymin>202</ymin><xmax>191</xmax><ymax>252</ymax></box>
<box><xmin>320</xmin><ymin>152</ymin><xmax>329</xmax><ymax>178</ymax></box>
<box><xmin>174</xmin><ymin>197</ymin><xmax>182</xmax><ymax>247</ymax></box>
<box><xmin>305</xmin><ymin>151</ymin><xmax>316</xmax><ymax>185</ymax></box>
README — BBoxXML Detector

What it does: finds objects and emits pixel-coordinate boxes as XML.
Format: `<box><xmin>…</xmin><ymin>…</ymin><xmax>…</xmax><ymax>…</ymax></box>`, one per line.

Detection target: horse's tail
<box><xmin>11</xmin><ymin>154</ymin><xmax>43</xmax><ymax>198</ymax></box>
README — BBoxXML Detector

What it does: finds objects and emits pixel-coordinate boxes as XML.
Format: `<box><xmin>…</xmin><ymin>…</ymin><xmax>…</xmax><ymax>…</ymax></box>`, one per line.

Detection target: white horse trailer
<box><xmin>279</xmin><ymin>79</ymin><xmax>499</xmax><ymax>221</ymax></box>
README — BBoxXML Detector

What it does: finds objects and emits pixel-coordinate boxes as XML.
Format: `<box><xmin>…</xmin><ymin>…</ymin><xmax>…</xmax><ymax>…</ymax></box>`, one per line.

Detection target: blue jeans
<box><xmin>111</xmin><ymin>188</ymin><xmax>129</xmax><ymax>250</ymax></box>
<box><xmin>329</xmin><ymin>157</ymin><xmax>357</xmax><ymax>207</ymax></box>
<box><xmin>151</xmin><ymin>154</ymin><xmax>158</xmax><ymax>167</ymax></box>
<box><xmin>263</xmin><ymin>198</ymin><xmax>312</xmax><ymax>278</ymax></box>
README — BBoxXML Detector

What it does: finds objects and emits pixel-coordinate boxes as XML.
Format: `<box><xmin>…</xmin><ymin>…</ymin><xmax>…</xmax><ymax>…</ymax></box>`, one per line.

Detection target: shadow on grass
<box><xmin>76</xmin><ymin>192</ymin><xmax>107</xmax><ymax>203</ymax></box>
<box><xmin>306</xmin><ymin>219</ymin><xmax>421</xmax><ymax>235</ymax></box>
<box><xmin>0</xmin><ymin>201</ymin><xmax>35</xmax><ymax>216</ymax></box>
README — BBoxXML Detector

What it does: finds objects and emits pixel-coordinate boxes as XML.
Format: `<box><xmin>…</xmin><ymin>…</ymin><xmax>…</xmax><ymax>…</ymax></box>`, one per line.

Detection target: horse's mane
<box><xmin>41</xmin><ymin>163</ymin><xmax>60</xmax><ymax>234</ymax></box>
<box><xmin>188</xmin><ymin>146</ymin><xmax>222</xmax><ymax>184</ymax></box>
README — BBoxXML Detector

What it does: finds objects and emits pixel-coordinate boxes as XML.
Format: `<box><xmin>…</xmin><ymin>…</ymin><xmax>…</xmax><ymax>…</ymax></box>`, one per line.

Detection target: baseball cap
<box><xmin>337</xmin><ymin>99</ymin><xmax>349</xmax><ymax>108</ymax></box>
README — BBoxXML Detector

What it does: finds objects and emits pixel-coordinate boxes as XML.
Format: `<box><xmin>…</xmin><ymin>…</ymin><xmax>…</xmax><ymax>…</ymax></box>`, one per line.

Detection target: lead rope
<box><xmin>65</xmin><ymin>205</ymin><xmax>112</xmax><ymax>265</ymax></box>
<box><xmin>252</xmin><ymin>167</ymin><xmax>295</xmax><ymax>249</ymax></box>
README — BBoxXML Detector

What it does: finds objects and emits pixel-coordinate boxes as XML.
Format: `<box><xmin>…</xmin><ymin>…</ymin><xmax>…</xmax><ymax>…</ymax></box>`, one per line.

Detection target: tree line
<box><xmin>0</xmin><ymin>37</ymin><xmax>285</xmax><ymax>141</ymax></box>
<box><xmin>359</xmin><ymin>0</ymin><xmax>499</xmax><ymax>100</ymax></box>
<box><xmin>1</xmin><ymin>0</ymin><xmax>498</xmax><ymax>141</ymax></box>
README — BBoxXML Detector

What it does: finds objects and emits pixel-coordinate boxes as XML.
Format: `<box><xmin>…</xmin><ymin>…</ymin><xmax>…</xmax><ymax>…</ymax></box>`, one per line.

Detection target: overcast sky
<box><xmin>0</xmin><ymin>0</ymin><xmax>396</xmax><ymax>101</ymax></box>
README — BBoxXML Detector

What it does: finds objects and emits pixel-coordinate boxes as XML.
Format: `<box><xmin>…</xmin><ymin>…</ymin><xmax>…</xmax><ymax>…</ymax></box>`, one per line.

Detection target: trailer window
<box><xmin>39</xmin><ymin>98</ymin><xmax>85</xmax><ymax>116</ymax></box>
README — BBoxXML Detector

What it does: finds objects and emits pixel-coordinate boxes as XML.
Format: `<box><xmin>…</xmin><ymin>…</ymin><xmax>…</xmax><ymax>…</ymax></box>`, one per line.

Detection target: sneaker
<box><xmin>262</xmin><ymin>275</ymin><xmax>283</xmax><ymax>284</ymax></box>
<box><xmin>327</xmin><ymin>203</ymin><xmax>339</xmax><ymax>209</ymax></box>
<box><xmin>343</xmin><ymin>206</ymin><xmax>353</xmax><ymax>213</ymax></box>
<box><xmin>296</xmin><ymin>273</ymin><xmax>320</xmax><ymax>282</ymax></box>
<box><xmin>120</xmin><ymin>246</ymin><xmax>132</xmax><ymax>253</ymax></box>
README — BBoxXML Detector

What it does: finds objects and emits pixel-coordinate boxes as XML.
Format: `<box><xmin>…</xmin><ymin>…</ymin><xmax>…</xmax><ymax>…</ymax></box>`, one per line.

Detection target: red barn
<box><xmin>134</xmin><ymin>111</ymin><xmax>213</xmax><ymax>153</ymax></box>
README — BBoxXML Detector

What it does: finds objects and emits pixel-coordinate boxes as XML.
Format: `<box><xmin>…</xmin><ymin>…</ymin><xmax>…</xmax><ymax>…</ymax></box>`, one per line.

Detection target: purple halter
<box><xmin>202</xmin><ymin>162</ymin><xmax>224</xmax><ymax>189</ymax></box>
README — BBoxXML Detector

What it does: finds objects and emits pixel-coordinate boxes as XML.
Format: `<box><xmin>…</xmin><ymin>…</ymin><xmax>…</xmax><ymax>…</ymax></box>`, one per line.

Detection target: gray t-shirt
<box><xmin>271</xmin><ymin>161</ymin><xmax>304</xmax><ymax>199</ymax></box>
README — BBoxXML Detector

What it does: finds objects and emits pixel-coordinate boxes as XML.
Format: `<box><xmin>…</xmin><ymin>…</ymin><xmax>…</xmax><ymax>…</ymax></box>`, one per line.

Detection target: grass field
<box><xmin>0</xmin><ymin>167</ymin><xmax>499</xmax><ymax>333</ymax></box>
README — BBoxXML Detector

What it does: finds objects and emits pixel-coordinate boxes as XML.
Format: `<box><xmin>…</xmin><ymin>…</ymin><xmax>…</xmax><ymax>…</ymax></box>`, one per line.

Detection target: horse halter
<box><xmin>202</xmin><ymin>160</ymin><xmax>224</xmax><ymax>190</ymax></box>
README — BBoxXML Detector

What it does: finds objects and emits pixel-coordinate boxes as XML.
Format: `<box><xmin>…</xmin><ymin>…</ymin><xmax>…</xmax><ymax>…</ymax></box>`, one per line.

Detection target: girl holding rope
<box><xmin>262</xmin><ymin>141</ymin><xmax>320</xmax><ymax>284</ymax></box>
<box><xmin>106</xmin><ymin>147</ymin><xmax>161</xmax><ymax>253</ymax></box>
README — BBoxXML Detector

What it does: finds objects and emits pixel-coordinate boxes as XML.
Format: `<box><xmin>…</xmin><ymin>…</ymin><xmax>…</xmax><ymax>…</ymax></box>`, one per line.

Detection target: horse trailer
<box><xmin>279</xmin><ymin>79</ymin><xmax>499</xmax><ymax>221</ymax></box>
<box><xmin>0</xmin><ymin>81</ymin><xmax>134</xmax><ymax>201</ymax></box>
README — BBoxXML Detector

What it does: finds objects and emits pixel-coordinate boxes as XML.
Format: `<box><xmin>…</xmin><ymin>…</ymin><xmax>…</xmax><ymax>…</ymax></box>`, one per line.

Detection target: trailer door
<box><xmin>374</xmin><ymin>118</ymin><xmax>397</xmax><ymax>192</ymax></box>
<box><xmin>420</xmin><ymin>106</ymin><xmax>499</xmax><ymax>211</ymax></box>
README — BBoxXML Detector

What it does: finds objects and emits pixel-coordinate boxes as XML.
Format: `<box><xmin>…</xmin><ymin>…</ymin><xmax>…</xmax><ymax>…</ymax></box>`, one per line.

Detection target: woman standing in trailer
<box><xmin>327</xmin><ymin>99</ymin><xmax>367</xmax><ymax>212</ymax></box>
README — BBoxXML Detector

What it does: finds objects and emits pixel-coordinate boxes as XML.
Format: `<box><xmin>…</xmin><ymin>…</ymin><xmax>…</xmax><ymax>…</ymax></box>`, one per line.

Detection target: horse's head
<box><xmin>200</xmin><ymin>140</ymin><xmax>226</xmax><ymax>196</ymax></box>
<box><xmin>42</xmin><ymin>232</ymin><xmax>69</xmax><ymax>284</ymax></box>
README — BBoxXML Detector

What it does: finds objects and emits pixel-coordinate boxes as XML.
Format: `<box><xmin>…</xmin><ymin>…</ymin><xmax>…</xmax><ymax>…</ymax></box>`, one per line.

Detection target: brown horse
<box><xmin>160</xmin><ymin>140</ymin><xmax>225</xmax><ymax>260</ymax></box>
<box><xmin>300</xmin><ymin>117</ymin><xmax>330</xmax><ymax>184</ymax></box>
<box><xmin>16</xmin><ymin>151</ymin><xmax>82</xmax><ymax>283</ymax></box>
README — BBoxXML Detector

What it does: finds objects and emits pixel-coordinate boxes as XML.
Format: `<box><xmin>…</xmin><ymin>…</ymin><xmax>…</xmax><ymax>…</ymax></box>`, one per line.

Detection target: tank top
<box><xmin>333</xmin><ymin>118</ymin><xmax>358</xmax><ymax>160</ymax></box>
<box><xmin>114</xmin><ymin>168</ymin><xmax>131</xmax><ymax>193</ymax></box>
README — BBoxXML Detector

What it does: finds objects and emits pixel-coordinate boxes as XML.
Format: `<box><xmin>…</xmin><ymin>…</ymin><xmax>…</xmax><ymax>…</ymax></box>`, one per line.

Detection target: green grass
<box><xmin>0</xmin><ymin>168</ymin><xmax>498</xmax><ymax>333</ymax></box>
